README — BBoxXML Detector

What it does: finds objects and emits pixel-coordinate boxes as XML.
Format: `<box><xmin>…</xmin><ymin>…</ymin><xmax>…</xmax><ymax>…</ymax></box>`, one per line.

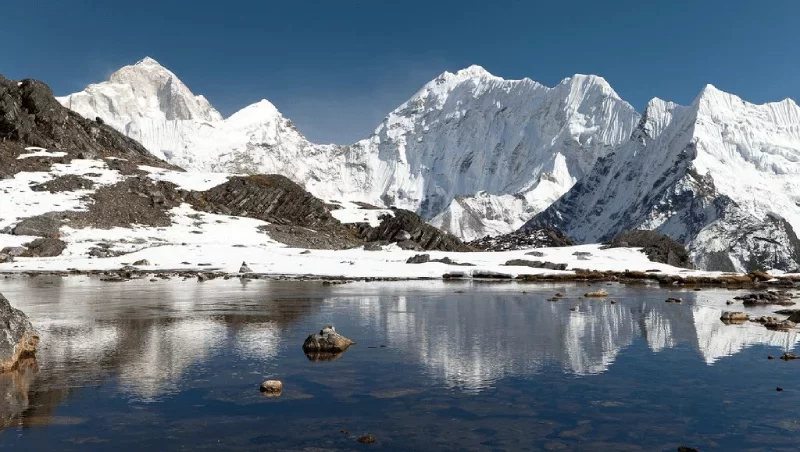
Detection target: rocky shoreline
<box><xmin>2</xmin><ymin>268</ymin><xmax>798</xmax><ymax>289</ymax></box>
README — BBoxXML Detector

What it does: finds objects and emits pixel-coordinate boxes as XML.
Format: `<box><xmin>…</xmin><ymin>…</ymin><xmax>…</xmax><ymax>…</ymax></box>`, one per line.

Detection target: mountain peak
<box><xmin>135</xmin><ymin>56</ymin><xmax>162</xmax><ymax>67</ymax></box>
<box><xmin>453</xmin><ymin>65</ymin><xmax>495</xmax><ymax>79</ymax></box>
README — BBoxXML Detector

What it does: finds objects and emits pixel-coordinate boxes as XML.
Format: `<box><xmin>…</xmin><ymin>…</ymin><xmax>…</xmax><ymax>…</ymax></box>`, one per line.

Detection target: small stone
<box><xmin>357</xmin><ymin>434</ymin><xmax>376</xmax><ymax>444</ymax></box>
<box><xmin>610</xmin><ymin>300</ymin><xmax>617</xmax><ymax>304</ymax></box>
<box><xmin>768</xmin><ymin>355</ymin><xmax>775</xmax><ymax>360</ymax></box>
<box><xmin>720</xmin><ymin>311</ymin><xmax>749</xmax><ymax>321</ymax></box>
<box><xmin>777</xmin><ymin>387</ymin><xmax>783</xmax><ymax>392</ymax></box>
<box><xmin>677</xmin><ymin>447</ymin><xmax>699</xmax><ymax>452</ymax></box>
<box><xmin>584</xmin><ymin>289</ymin><xmax>608</xmax><ymax>298</ymax></box>
<box><xmin>665</xmin><ymin>297</ymin><xmax>683</xmax><ymax>303</ymax></box>
<box><xmin>726</xmin><ymin>300</ymin><xmax>734</xmax><ymax>305</ymax></box>
<box><xmin>259</xmin><ymin>380</ymin><xmax>283</xmax><ymax>394</ymax></box>
<box><xmin>570</xmin><ymin>307</ymin><xmax>578</xmax><ymax>311</ymax></box>
<box><xmin>149</xmin><ymin>278</ymin><xmax>158</xmax><ymax>282</ymax></box>
<box><xmin>780</xmin><ymin>352</ymin><xmax>798</xmax><ymax>360</ymax></box>
<box><xmin>340</xmin><ymin>430</ymin><xmax>349</xmax><ymax>435</ymax></box>
<box><xmin>132</xmin><ymin>259</ymin><xmax>150</xmax><ymax>266</ymax></box>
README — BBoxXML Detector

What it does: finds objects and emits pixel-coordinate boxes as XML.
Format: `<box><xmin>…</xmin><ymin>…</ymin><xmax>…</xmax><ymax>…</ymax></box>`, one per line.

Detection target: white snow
<box><xmin>138</xmin><ymin>165</ymin><xmax>231</xmax><ymax>191</ymax></box>
<box><xmin>17</xmin><ymin>149</ymin><xmax>68</xmax><ymax>159</ymax></box>
<box><xmin>328</xmin><ymin>200</ymin><xmax>393</xmax><ymax>227</ymax></box>
<box><xmin>0</xmin><ymin>158</ymin><xmax>123</xmax><ymax>231</ymax></box>
<box><xmin>57</xmin><ymin>59</ymin><xmax>639</xmax><ymax>239</ymax></box>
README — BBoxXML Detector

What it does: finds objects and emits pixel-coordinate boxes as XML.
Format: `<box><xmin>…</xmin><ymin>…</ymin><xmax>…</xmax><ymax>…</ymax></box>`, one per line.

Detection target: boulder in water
<box><xmin>302</xmin><ymin>325</ymin><xmax>354</xmax><ymax>353</ymax></box>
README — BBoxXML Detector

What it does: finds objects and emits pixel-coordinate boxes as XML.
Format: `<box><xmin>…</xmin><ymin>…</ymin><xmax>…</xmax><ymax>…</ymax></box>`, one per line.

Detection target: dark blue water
<box><xmin>1</xmin><ymin>276</ymin><xmax>799</xmax><ymax>451</ymax></box>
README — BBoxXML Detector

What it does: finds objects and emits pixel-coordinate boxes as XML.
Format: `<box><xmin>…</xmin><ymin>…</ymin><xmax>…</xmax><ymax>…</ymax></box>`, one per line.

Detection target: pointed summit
<box><xmin>136</xmin><ymin>56</ymin><xmax>161</xmax><ymax>66</ymax></box>
<box><xmin>59</xmin><ymin>57</ymin><xmax>222</xmax><ymax>128</ymax></box>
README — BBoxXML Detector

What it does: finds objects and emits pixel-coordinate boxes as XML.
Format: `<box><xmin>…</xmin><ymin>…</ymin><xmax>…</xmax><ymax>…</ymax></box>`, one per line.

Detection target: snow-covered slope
<box><xmin>58</xmin><ymin>60</ymin><xmax>639</xmax><ymax>239</ymax></box>
<box><xmin>525</xmin><ymin>86</ymin><xmax>800</xmax><ymax>271</ymax></box>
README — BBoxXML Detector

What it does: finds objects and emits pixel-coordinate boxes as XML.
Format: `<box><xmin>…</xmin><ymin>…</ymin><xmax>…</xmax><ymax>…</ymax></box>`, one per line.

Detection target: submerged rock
<box><xmin>720</xmin><ymin>311</ymin><xmax>749</xmax><ymax>321</ymax></box>
<box><xmin>357</xmin><ymin>434</ymin><xmax>376</xmax><ymax>444</ymax></box>
<box><xmin>665</xmin><ymin>297</ymin><xmax>683</xmax><ymax>303</ymax></box>
<box><xmin>0</xmin><ymin>293</ymin><xmax>39</xmax><ymax>372</ymax></box>
<box><xmin>780</xmin><ymin>352</ymin><xmax>798</xmax><ymax>360</ymax></box>
<box><xmin>302</xmin><ymin>326</ymin><xmax>354</xmax><ymax>354</ymax></box>
<box><xmin>584</xmin><ymin>289</ymin><xmax>609</xmax><ymax>298</ymax></box>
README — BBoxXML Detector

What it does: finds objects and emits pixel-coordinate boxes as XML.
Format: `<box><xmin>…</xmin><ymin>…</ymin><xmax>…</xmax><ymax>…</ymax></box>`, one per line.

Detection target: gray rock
<box><xmin>606</xmin><ymin>230</ymin><xmax>693</xmax><ymax>269</ymax></box>
<box><xmin>12</xmin><ymin>214</ymin><xmax>61</xmax><ymax>238</ymax></box>
<box><xmin>0</xmin><ymin>247</ymin><xmax>25</xmax><ymax>257</ymax></box>
<box><xmin>406</xmin><ymin>254</ymin><xmax>431</xmax><ymax>264</ymax></box>
<box><xmin>0</xmin><ymin>253</ymin><xmax>12</xmax><ymax>264</ymax></box>
<box><xmin>132</xmin><ymin>259</ymin><xmax>150</xmax><ymax>266</ymax></box>
<box><xmin>0</xmin><ymin>292</ymin><xmax>39</xmax><ymax>372</ymax></box>
<box><xmin>503</xmin><ymin>259</ymin><xmax>568</xmax><ymax>271</ymax></box>
<box><xmin>302</xmin><ymin>325</ymin><xmax>354</xmax><ymax>354</ymax></box>
<box><xmin>239</xmin><ymin>261</ymin><xmax>253</xmax><ymax>273</ymax></box>
<box><xmin>21</xmin><ymin>238</ymin><xmax>66</xmax><ymax>257</ymax></box>
<box><xmin>469</xmin><ymin>228</ymin><xmax>574</xmax><ymax>251</ymax></box>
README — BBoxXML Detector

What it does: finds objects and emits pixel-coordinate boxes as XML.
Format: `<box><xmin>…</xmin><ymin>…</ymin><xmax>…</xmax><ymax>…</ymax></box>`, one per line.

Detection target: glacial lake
<box><xmin>1</xmin><ymin>276</ymin><xmax>799</xmax><ymax>451</ymax></box>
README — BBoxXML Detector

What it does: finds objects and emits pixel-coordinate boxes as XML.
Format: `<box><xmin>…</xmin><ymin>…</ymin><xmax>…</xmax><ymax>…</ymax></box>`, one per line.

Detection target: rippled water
<box><xmin>1</xmin><ymin>276</ymin><xmax>799</xmax><ymax>450</ymax></box>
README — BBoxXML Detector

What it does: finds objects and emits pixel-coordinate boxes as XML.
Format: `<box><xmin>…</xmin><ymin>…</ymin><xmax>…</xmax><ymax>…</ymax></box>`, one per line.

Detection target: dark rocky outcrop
<box><xmin>30</xmin><ymin>175</ymin><xmax>93</xmax><ymax>193</ymax></box>
<box><xmin>11</xmin><ymin>213</ymin><xmax>62</xmax><ymax>238</ymax></box>
<box><xmin>21</xmin><ymin>238</ymin><xmax>66</xmax><ymax>257</ymax></box>
<box><xmin>405</xmin><ymin>254</ymin><xmax>474</xmax><ymax>266</ymax></box>
<box><xmin>606</xmin><ymin>230</ymin><xmax>693</xmax><ymax>269</ymax></box>
<box><xmin>736</xmin><ymin>292</ymin><xmax>795</xmax><ymax>306</ymax></box>
<box><xmin>469</xmin><ymin>228</ymin><xmax>574</xmax><ymax>251</ymax></box>
<box><xmin>197</xmin><ymin>175</ymin><xmax>340</xmax><ymax>228</ymax></box>
<box><xmin>0</xmin><ymin>293</ymin><xmax>39</xmax><ymax>372</ymax></box>
<box><xmin>0</xmin><ymin>75</ymin><xmax>176</xmax><ymax>176</ymax></box>
<box><xmin>357</xmin><ymin>209</ymin><xmax>472</xmax><ymax>252</ymax></box>
<box><xmin>503</xmin><ymin>259</ymin><xmax>568</xmax><ymax>270</ymax></box>
<box><xmin>302</xmin><ymin>326</ymin><xmax>354</xmax><ymax>354</ymax></box>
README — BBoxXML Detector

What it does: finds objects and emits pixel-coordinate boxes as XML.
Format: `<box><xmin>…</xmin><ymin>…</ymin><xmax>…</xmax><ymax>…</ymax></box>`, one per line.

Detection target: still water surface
<box><xmin>1</xmin><ymin>276</ymin><xmax>799</xmax><ymax>450</ymax></box>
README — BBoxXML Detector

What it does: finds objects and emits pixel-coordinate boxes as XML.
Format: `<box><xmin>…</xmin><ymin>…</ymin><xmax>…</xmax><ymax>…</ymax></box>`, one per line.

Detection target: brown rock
<box><xmin>302</xmin><ymin>326</ymin><xmax>354</xmax><ymax>354</ymax></box>
<box><xmin>259</xmin><ymin>380</ymin><xmax>283</xmax><ymax>395</ymax></box>
<box><xmin>0</xmin><ymin>293</ymin><xmax>39</xmax><ymax>372</ymax></box>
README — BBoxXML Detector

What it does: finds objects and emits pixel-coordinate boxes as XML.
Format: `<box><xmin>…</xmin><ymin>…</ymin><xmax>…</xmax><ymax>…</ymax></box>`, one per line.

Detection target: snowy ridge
<box><xmin>58</xmin><ymin>59</ymin><xmax>639</xmax><ymax>239</ymax></box>
<box><xmin>526</xmin><ymin>85</ymin><xmax>800</xmax><ymax>271</ymax></box>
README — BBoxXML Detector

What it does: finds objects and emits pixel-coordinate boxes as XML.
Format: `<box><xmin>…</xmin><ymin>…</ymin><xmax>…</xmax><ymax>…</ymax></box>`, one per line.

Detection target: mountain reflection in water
<box><xmin>1</xmin><ymin>276</ymin><xmax>798</xmax><ymax>449</ymax></box>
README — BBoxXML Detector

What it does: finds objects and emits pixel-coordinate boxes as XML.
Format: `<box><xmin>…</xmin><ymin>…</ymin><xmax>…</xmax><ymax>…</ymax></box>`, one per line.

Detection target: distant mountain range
<box><xmin>58</xmin><ymin>58</ymin><xmax>800</xmax><ymax>271</ymax></box>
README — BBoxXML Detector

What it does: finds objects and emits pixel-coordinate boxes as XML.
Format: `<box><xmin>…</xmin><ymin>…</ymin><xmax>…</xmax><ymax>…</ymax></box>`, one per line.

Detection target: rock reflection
<box><xmin>0</xmin><ymin>359</ymin><xmax>37</xmax><ymax>429</ymax></box>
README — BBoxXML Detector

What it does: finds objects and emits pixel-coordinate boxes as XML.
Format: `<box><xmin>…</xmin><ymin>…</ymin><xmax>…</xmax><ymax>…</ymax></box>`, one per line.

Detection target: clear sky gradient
<box><xmin>2</xmin><ymin>0</ymin><xmax>798</xmax><ymax>144</ymax></box>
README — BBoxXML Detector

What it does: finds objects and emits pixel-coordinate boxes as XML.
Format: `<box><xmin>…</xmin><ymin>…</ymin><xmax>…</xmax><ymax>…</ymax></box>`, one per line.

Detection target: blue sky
<box><xmin>2</xmin><ymin>1</ymin><xmax>798</xmax><ymax>144</ymax></box>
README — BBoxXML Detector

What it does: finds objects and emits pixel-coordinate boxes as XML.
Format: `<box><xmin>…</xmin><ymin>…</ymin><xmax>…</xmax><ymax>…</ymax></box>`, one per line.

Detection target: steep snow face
<box><xmin>526</xmin><ymin>87</ymin><xmax>800</xmax><ymax>271</ymax></box>
<box><xmin>58</xmin><ymin>57</ymin><xmax>222</xmax><ymax>126</ymax></box>
<box><xmin>346</xmin><ymin>69</ymin><xmax>639</xmax><ymax>236</ymax></box>
<box><xmin>58</xmin><ymin>62</ymin><xmax>639</xmax><ymax>238</ymax></box>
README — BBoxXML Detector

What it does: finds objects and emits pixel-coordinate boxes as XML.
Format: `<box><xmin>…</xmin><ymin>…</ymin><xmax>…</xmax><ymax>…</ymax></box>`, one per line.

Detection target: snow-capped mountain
<box><xmin>524</xmin><ymin>85</ymin><xmax>800</xmax><ymax>272</ymax></box>
<box><xmin>58</xmin><ymin>59</ymin><xmax>639</xmax><ymax>239</ymax></box>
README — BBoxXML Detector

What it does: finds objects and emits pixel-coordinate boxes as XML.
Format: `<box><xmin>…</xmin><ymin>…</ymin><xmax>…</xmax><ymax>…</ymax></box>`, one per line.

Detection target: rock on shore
<box><xmin>0</xmin><ymin>293</ymin><xmax>39</xmax><ymax>372</ymax></box>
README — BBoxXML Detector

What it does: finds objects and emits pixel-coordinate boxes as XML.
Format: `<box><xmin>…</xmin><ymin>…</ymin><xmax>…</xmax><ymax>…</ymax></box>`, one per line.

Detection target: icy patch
<box><xmin>139</xmin><ymin>165</ymin><xmax>232</xmax><ymax>191</ymax></box>
<box><xmin>329</xmin><ymin>200</ymin><xmax>393</xmax><ymax>227</ymax></box>
<box><xmin>17</xmin><ymin>149</ymin><xmax>68</xmax><ymax>159</ymax></box>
